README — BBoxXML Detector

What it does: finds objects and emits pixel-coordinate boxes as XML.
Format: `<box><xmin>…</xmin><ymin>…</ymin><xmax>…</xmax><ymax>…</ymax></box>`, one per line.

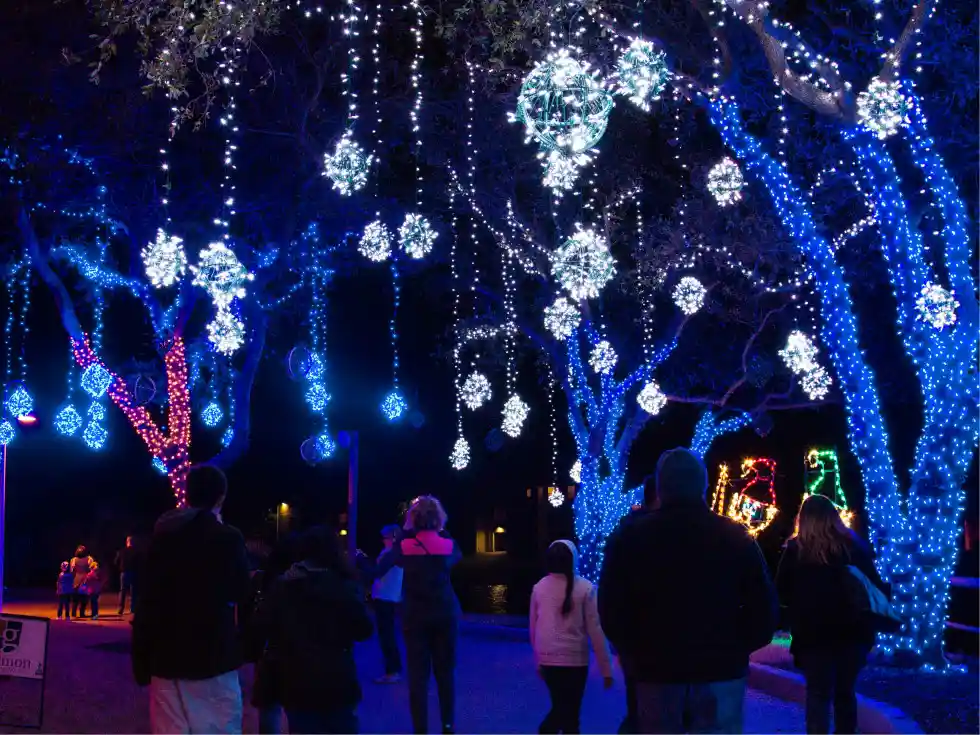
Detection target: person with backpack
<box><xmin>775</xmin><ymin>494</ymin><xmax>891</xmax><ymax>734</ymax></box>
<box><xmin>530</xmin><ymin>540</ymin><xmax>613</xmax><ymax>734</ymax></box>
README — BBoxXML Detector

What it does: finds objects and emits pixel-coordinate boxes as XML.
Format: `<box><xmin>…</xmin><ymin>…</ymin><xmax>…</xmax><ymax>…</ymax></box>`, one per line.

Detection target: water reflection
<box><xmin>488</xmin><ymin>584</ymin><xmax>508</xmax><ymax>614</ymax></box>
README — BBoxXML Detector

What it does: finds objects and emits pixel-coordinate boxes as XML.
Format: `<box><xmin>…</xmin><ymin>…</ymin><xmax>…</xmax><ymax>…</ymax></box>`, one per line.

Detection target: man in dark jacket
<box><xmin>132</xmin><ymin>465</ymin><xmax>250</xmax><ymax>734</ymax></box>
<box><xmin>599</xmin><ymin>448</ymin><xmax>777</xmax><ymax>734</ymax></box>
<box><xmin>115</xmin><ymin>536</ymin><xmax>139</xmax><ymax>615</ymax></box>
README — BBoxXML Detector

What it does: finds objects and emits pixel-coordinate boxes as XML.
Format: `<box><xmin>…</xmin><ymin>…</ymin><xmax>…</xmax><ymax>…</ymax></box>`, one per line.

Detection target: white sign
<box><xmin>0</xmin><ymin>615</ymin><xmax>46</xmax><ymax>680</ymax></box>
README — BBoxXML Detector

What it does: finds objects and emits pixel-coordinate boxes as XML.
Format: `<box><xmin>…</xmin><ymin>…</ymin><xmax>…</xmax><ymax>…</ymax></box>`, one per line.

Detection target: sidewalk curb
<box><xmin>748</xmin><ymin>663</ymin><xmax>923</xmax><ymax>735</ymax></box>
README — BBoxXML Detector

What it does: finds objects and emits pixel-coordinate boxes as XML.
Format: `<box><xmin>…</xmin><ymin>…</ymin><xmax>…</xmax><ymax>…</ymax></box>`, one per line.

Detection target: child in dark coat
<box><xmin>57</xmin><ymin>562</ymin><xmax>74</xmax><ymax>620</ymax></box>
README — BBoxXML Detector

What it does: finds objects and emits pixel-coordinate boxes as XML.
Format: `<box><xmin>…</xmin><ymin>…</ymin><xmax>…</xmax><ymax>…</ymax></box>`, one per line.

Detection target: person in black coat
<box><xmin>598</xmin><ymin>448</ymin><xmax>777</xmax><ymax>734</ymax></box>
<box><xmin>775</xmin><ymin>494</ymin><xmax>888</xmax><ymax>735</ymax></box>
<box><xmin>250</xmin><ymin>526</ymin><xmax>374</xmax><ymax>734</ymax></box>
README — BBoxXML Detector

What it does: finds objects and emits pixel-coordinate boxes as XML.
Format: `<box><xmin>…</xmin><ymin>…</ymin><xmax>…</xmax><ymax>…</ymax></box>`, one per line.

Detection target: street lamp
<box><xmin>276</xmin><ymin>502</ymin><xmax>289</xmax><ymax>541</ymax></box>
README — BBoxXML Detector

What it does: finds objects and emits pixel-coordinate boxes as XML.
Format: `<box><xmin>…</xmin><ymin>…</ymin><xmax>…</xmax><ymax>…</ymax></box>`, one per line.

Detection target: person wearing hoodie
<box><xmin>530</xmin><ymin>540</ymin><xmax>613</xmax><ymax>734</ymax></box>
<box><xmin>375</xmin><ymin>495</ymin><xmax>462</xmax><ymax>735</ymax></box>
<box><xmin>56</xmin><ymin>562</ymin><xmax>74</xmax><ymax>620</ymax></box>
<box><xmin>132</xmin><ymin>464</ymin><xmax>250</xmax><ymax>734</ymax></box>
<box><xmin>249</xmin><ymin>525</ymin><xmax>373</xmax><ymax>734</ymax></box>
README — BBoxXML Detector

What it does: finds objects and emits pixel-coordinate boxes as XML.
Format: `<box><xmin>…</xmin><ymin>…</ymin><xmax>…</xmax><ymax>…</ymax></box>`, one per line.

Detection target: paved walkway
<box><xmin>0</xmin><ymin>598</ymin><xmax>804</xmax><ymax>733</ymax></box>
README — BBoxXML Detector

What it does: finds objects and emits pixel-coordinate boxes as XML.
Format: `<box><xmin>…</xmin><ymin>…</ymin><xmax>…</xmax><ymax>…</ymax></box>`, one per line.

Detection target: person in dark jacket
<box><xmin>115</xmin><ymin>536</ymin><xmax>139</xmax><ymax>615</ymax></box>
<box><xmin>376</xmin><ymin>495</ymin><xmax>462</xmax><ymax>735</ymax></box>
<box><xmin>70</xmin><ymin>546</ymin><xmax>92</xmax><ymax>618</ymax></box>
<box><xmin>775</xmin><ymin>494</ymin><xmax>888</xmax><ymax>735</ymax></box>
<box><xmin>598</xmin><ymin>448</ymin><xmax>778</xmax><ymax>734</ymax></box>
<box><xmin>131</xmin><ymin>465</ymin><xmax>250</xmax><ymax>734</ymax></box>
<box><xmin>250</xmin><ymin>526</ymin><xmax>373</xmax><ymax>734</ymax></box>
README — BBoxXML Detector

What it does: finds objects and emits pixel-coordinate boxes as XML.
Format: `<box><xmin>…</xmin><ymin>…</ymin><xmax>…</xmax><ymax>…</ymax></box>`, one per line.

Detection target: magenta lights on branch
<box><xmin>450</xmin><ymin>436</ymin><xmax>470</xmax><ymax>470</ymax></box>
<box><xmin>570</xmin><ymin>459</ymin><xmax>581</xmax><ymax>484</ymax></box>
<box><xmin>206</xmin><ymin>308</ymin><xmax>245</xmax><ymax>356</ymax></box>
<box><xmin>543</xmin><ymin>297</ymin><xmax>581</xmax><ymax>340</ymax></box>
<box><xmin>142</xmin><ymin>229</ymin><xmax>187</xmax><ymax>288</ymax></box>
<box><xmin>614</xmin><ymin>39</ymin><xmax>670</xmax><ymax>111</ymax></box>
<box><xmin>672</xmin><ymin>276</ymin><xmax>706</xmax><ymax>315</ymax></box>
<box><xmin>323</xmin><ymin>132</ymin><xmax>373</xmax><ymax>195</ymax></box>
<box><xmin>501</xmin><ymin>394</ymin><xmax>530</xmax><ymax>438</ymax></box>
<box><xmin>398</xmin><ymin>213</ymin><xmax>437</xmax><ymax>259</ymax></box>
<box><xmin>779</xmin><ymin>331</ymin><xmax>833</xmax><ymax>401</ymax></box>
<box><xmin>857</xmin><ymin>77</ymin><xmax>910</xmax><ymax>140</ymax></box>
<box><xmin>190</xmin><ymin>242</ymin><xmax>254</xmax><ymax>307</ymax></box>
<box><xmin>461</xmin><ymin>372</ymin><xmax>492</xmax><ymax>410</ymax></box>
<box><xmin>589</xmin><ymin>340</ymin><xmax>618</xmax><ymax>375</ymax></box>
<box><xmin>915</xmin><ymin>283</ymin><xmax>959</xmax><ymax>330</ymax></box>
<box><xmin>637</xmin><ymin>380</ymin><xmax>667</xmax><ymax>416</ymax></box>
<box><xmin>706</xmin><ymin>157</ymin><xmax>745</xmax><ymax>207</ymax></box>
<box><xmin>552</xmin><ymin>226</ymin><xmax>616</xmax><ymax>300</ymax></box>
<box><xmin>358</xmin><ymin>219</ymin><xmax>392</xmax><ymax>262</ymax></box>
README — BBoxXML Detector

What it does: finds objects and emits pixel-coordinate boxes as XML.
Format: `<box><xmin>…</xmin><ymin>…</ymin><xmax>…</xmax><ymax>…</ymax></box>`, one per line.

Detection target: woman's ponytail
<box><xmin>545</xmin><ymin>541</ymin><xmax>577</xmax><ymax>618</ymax></box>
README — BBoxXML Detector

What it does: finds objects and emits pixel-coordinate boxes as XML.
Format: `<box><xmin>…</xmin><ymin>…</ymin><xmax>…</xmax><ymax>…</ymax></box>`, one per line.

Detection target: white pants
<box><xmin>150</xmin><ymin>671</ymin><xmax>243</xmax><ymax>734</ymax></box>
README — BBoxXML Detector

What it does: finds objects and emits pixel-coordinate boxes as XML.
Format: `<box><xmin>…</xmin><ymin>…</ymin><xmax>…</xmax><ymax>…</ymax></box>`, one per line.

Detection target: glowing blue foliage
<box><xmin>80</xmin><ymin>364</ymin><xmax>112</xmax><ymax>398</ymax></box>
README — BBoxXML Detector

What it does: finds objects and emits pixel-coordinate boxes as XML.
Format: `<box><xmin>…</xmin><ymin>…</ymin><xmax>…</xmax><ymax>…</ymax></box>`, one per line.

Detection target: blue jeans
<box><xmin>635</xmin><ymin>678</ymin><xmax>746</xmax><ymax>734</ymax></box>
<box><xmin>285</xmin><ymin>708</ymin><xmax>357</xmax><ymax>734</ymax></box>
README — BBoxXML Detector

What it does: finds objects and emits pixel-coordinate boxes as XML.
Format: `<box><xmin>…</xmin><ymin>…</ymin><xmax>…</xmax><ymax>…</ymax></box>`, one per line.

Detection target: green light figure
<box><xmin>803</xmin><ymin>448</ymin><xmax>853</xmax><ymax>526</ymax></box>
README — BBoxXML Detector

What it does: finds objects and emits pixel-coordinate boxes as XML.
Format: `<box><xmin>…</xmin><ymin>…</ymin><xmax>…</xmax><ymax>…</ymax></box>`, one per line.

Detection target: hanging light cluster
<box><xmin>672</xmin><ymin>276</ymin><xmax>707</xmax><ymax>315</ymax></box>
<box><xmin>779</xmin><ymin>331</ymin><xmax>833</xmax><ymax>401</ymax></box>
<box><xmin>323</xmin><ymin>132</ymin><xmax>374</xmax><ymax>196</ymax></box>
<box><xmin>142</xmin><ymin>229</ymin><xmax>188</xmax><ymax>288</ymax></box>
<box><xmin>543</xmin><ymin>296</ymin><xmax>581</xmax><ymax>340</ymax></box>
<box><xmin>613</xmin><ymin>39</ymin><xmax>670</xmax><ymax>111</ymax></box>
<box><xmin>706</xmin><ymin>157</ymin><xmax>745</xmax><ymax>207</ymax></box>
<box><xmin>552</xmin><ymin>226</ymin><xmax>616</xmax><ymax>301</ymax></box>
<box><xmin>461</xmin><ymin>372</ymin><xmax>492</xmax><ymax>410</ymax></box>
<box><xmin>589</xmin><ymin>340</ymin><xmax>618</xmax><ymax>375</ymax></box>
<box><xmin>915</xmin><ymin>282</ymin><xmax>959</xmax><ymax>330</ymax></box>
<box><xmin>857</xmin><ymin>77</ymin><xmax>910</xmax><ymax>140</ymax></box>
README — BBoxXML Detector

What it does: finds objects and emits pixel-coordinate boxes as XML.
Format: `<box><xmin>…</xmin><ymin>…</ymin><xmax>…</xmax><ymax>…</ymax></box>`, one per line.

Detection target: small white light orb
<box><xmin>589</xmin><ymin>340</ymin><xmax>618</xmax><ymax>375</ymax></box>
<box><xmin>707</xmin><ymin>157</ymin><xmax>745</xmax><ymax>207</ymax></box>
<box><xmin>461</xmin><ymin>372</ymin><xmax>492</xmax><ymax>410</ymax></box>
<box><xmin>637</xmin><ymin>381</ymin><xmax>668</xmax><ymax>416</ymax></box>
<box><xmin>142</xmin><ymin>229</ymin><xmax>188</xmax><ymax>288</ymax></box>
<box><xmin>543</xmin><ymin>297</ymin><xmax>581</xmax><ymax>341</ymax></box>
<box><xmin>501</xmin><ymin>394</ymin><xmax>530</xmax><ymax>438</ymax></box>
<box><xmin>672</xmin><ymin>277</ymin><xmax>706</xmax><ymax>315</ymax></box>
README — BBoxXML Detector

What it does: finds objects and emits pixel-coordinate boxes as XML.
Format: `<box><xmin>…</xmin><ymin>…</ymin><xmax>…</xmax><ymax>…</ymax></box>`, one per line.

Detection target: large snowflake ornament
<box><xmin>916</xmin><ymin>282</ymin><xmax>959</xmax><ymax>330</ymax></box>
<box><xmin>80</xmin><ymin>364</ymin><xmax>113</xmax><ymax>398</ymax></box>
<box><xmin>614</xmin><ymin>39</ymin><xmax>670</xmax><ymax>111</ymax></box>
<box><xmin>359</xmin><ymin>220</ymin><xmax>392</xmax><ymax>262</ymax></box>
<box><xmin>801</xmin><ymin>365</ymin><xmax>833</xmax><ymax>401</ymax></box>
<box><xmin>552</xmin><ymin>226</ymin><xmax>616</xmax><ymax>300</ymax></box>
<box><xmin>142</xmin><ymin>229</ymin><xmax>188</xmax><ymax>288</ymax></box>
<box><xmin>589</xmin><ymin>340</ymin><xmax>618</xmax><ymax>375</ymax></box>
<box><xmin>450</xmin><ymin>437</ymin><xmax>470</xmax><ymax>470</ymax></box>
<box><xmin>544</xmin><ymin>297</ymin><xmax>581</xmax><ymax>340</ymax></box>
<box><xmin>501</xmin><ymin>394</ymin><xmax>530</xmax><ymax>438</ymax></box>
<box><xmin>637</xmin><ymin>381</ymin><xmax>668</xmax><ymax>416</ymax></box>
<box><xmin>511</xmin><ymin>48</ymin><xmax>614</xmax><ymax>156</ymax></box>
<box><xmin>461</xmin><ymin>372</ymin><xmax>492</xmax><ymax>410</ymax></box>
<box><xmin>706</xmin><ymin>157</ymin><xmax>745</xmax><ymax>207</ymax></box>
<box><xmin>207</xmin><ymin>308</ymin><xmax>246</xmax><ymax>355</ymax></box>
<box><xmin>672</xmin><ymin>277</ymin><xmax>706</xmax><ymax>315</ymax></box>
<box><xmin>54</xmin><ymin>405</ymin><xmax>83</xmax><ymax>436</ymax></box>
<box><xmin>857</xmin><ymin>77</ymin><xmax>910</xmax><ymax>140</ymax></box>
<box><xmin>323</xmin><ymin>132</ymin><xmax>373</xmax><ymax>195</ymax></box>
<box><xmin>190</xmin><ymin>242</ymin><xmax>254</xmax><ymax>307</ymax></box>
<box><xmin>398</xmin><ymin>214</ymin><xmax>437</xmax><ymax>259</ymax></box>
<box><xmin>779</xmin><ymin>331</ymin><xmax>819</xmax><ymax>374</ymax></box>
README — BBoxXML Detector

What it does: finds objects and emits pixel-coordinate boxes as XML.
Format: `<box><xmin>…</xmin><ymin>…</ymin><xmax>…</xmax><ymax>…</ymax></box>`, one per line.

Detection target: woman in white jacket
<box><xmin>530</xmin><ymin>540</ymin><xmax>613</xmax><ymax>734</ymax></box>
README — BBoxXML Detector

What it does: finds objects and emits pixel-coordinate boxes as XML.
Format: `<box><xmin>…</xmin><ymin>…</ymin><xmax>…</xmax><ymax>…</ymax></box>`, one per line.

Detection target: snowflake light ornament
<box><xmin>5</xmin><ymin>385</ymin><xmax>33</xmax><ymax>418</ymax></box>
<box><xmin>614</xmin><ymin>39</ymin><xmax>670</xmax><ymax>111</ymax></box>
<box><xmin>589</xmin><ymin>340</ymin><xmax>618</xmax><ymax>375</ymax></box>
<box><xmin>359</xmin><ymin>220</ymin><xmax>392</xmax><ymax>262</ymax></box>
<box><xmin>54</xmin><ymin>405</ymin><xmax>83</xmax><ymax>436</ymax></box>
<box><xmin>398</xmin><ymin>214</ymin><xmax>437</xmax><ymax>259</ymax></box>
<box><xmin>857</xmin><ymin>77</ymin><xmax>910</xmax><ymax>140</ymax></box>
<box><xmin>511</xmin><ymin>48</ymin><xmax>614</xmax><ymax>156</ymax></box>
<box><xmin>200</xmin><ymin>401</ymin><xmax>224</xmax><ymax>428</ymax></box>
<box><xmin>570</xmin><ymin>459</ymin><xmax>582</xmax><ymax>484</ymax></box>
<box><xmin>0</xmin><ymin>420</ymin><xmax>15</xmax><ymax>446</ymax></box>
<box><xmin>549</xmin><ymin>487</ymin><xmax>565</xmax><ymax>508</ymax></box>
<box><xmin>544</xmin><ymin>297</ymin><xmax>581</xmax><ymax>341</ymax></box>
<box><xmin>637</xmin><ymin>381</ymin><xmax>668</xmax><ymax>416</ymax></box>
<box><xmin>142</xmin><ymin>229</ymin><xmax>188</xmax><ymax>288</ymax></box>
<box><xmin>779</xmin><ymin>331</ymin><xmax>820</xmax><ymax>374</ymax></box>
<box><xmin>450</xmin><ymin>437</ymin><xmax>470</xmax><ymax>470</ymax></box>
<box><xmin>315</xmin><ymin>431</ymin><xmax>337</xmax><ymax>460</ymax></box>
<box><xmin>88</xmin><ymin>402</ymin><xmax>106</xmax><ymax>421</ymax></box>
<box><xmin>323</xmin><ymin>132</ymin><xmax>373</xmax><ymax>195</ymax></box>
<box><xmin>552</xmin><ymin>226</ymin><xmax>616</xmax><ymax>300</ymax></box>
<box><xmin>672</xmin><ymin>277</ymin><xmax>706</xmax><ymax>315</ymax></box>
<box><xmin>80</xmin><ymin>364</ymin><xmax>113</xmax><ymax>398</ymax></box>
<box><xmin>306</xmin><ymin>383</ymin><xmax>330</xmax><ymax>413</ymax></box>
<box><xmin>916</xmin><ymin>282</ymin><xmax>959</xmax><ymax>330</ymax></box>
<box><xmin>801</xmin><ymin>366</ymin><xmax>833</xmax><ymax>401</ymax></box>
<box><xmin>501</xmin><ymin>394</ymin><xmax>530</xmax><ymax>438</ymax></box>
<box><xmin>706</xmin><ymin>157</ymin><xmax>745</xmax><ymax>207</ymax></box>
<box><xmin>207</xmin><ymin>308</ymin><xmax>245</xmax><ymax>355</ymax></box>
<box><xmin>461</xmin><ymin>372</ymin><xmax>492</xmax><ymax>410</ymax></box>
<box><xmin>190</xmin><ymin>242</ymin><xmax>254</xmax><ymax>308</ymax></box>
<box><xmin>381</xmin><ymin>390</ymin><xmax>408</xmax><ymax>421</ymax></box>
<box><xmin>83</xmin><ymin>421</ymin><xmax>108</xmax><ymax>451</ymax></box>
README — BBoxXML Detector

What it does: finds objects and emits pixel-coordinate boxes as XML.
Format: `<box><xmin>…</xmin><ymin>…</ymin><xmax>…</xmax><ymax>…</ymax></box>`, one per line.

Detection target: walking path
<box><xmin>0</xmin><ymin>598</ymin><xmax>805</xmax><ymax>733</ymax></box>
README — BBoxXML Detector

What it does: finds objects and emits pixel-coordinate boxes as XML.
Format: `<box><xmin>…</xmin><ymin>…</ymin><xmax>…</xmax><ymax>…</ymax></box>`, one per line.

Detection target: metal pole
<box><xmin>0</xmin><ymin>445</ymin><xmax>7</xmax><ymax>612</ymax></box>
<box><xmin>276</xmin><ymin>505</ymin><xmax>280</xmax><ymax>543</ymax></box>
<box><xmin>347</xmin><ymin>431</ymin><xmax>359</xmax><ymax>558</ymax></box>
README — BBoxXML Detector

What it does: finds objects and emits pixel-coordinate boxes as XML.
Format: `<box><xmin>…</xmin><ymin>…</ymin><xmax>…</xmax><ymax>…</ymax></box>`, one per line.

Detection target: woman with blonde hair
<box><xmin>776</xmin><ymin>494</ymin><xmax>888</xmax><ymax>734</ymax></box>
<box><xmin>375</xmin><ymin>496</ymin><xmax>461</xmax><ymax>734</ymax></box>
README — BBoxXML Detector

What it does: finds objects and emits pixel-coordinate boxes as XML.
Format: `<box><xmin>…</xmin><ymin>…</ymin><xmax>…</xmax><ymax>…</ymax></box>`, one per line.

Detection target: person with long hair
<box><xmin>250</xmin><ymin>526</ymin><xmax>373</xmax><ymax>734</ymax></box>
<box><xmin>375</xmin><ymin>495</ymin><xmax>462</xmax><ymax>734</ymax></box>
<box><xmin>530</xmin><ymin>540</ymin><xmax>613</xmax><ymax>734</ymax></box>
<box><xmin>70</xmin><ymin>545</ymin><xmax>92</xmax><ymax>618</ymax></box>
<box><xmin>776</xmin><ymin>494</ymin><xmax>889</xmax><ymax>734</ymax></box>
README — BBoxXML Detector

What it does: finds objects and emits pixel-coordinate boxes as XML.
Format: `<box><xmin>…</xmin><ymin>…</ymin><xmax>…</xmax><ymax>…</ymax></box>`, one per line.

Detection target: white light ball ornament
<box><xmin>541</xmin><ymin>150</ymin><xmax>585</xmax><ymax>195</ymax></box>
<box><xmin>801</xmin><ymin>366</ymin><xmax>833</xmax><ymax>401</ymax></box>
<box><xmin>570</xmin><ymin>459</ymin><xmax>582</xmax><ymax>484</ymax></box>
<box><xmin>589</xmin><ymin>340</ymin><xmax>618</xmax><ymax>375</ymax></box>
<box><xmin>501</xmin><ymin>394</ymin><xmax>530</xmax><ymax>438</ymax></box>
<box><xmin>190</xmin><ymin>242</ymin><xmax>254</xmax><ymax>308</ymax></box>
<box><xmin>450</xmin><ymin>437</ymin><xmax>470</xmax><ymax>470</ymax></box>
<box><xmin>779</xmin><ymin>331</ymin><xmax>820</xmax><ymax>374</ymax></box>
<box><xmin>359</xmin><ymin>220</ymin><xmax>392</xmax><ymax>262</ymax></box>
<box><xmin>552</xmin><ymin>226</ymin><xmax>616</xmax><ymax>301</ymax></box>
<box><xmin>637</xmin><ymin>381</ymin><xmax>667</xmax><ymax>416</ymax></box>
<box><xmin>207</xmin><ymin>308</ymin><xmax>245</xmax><ymax>356</ymax></box>
<box><xmin>916</xmin><ymin>282</ymin><xmax>959</xmax><ymax>330</ymax></box>
<box><xmin>461</xmin><ymin>372</ymin><xmax>492</xmax><ymax>410</ymax></box>
<box><xmin>857</xmin><ymin>77</ymin><xmax>910</xmax><ymax>140</ymax></box>
<box><xmin>544</xmin><ymin>297</ymin><xmax>580</xmax><ymax>341</ymax></box>
<box><xmin>323</xmin><ymin>132</ymin><xmax>374</xmax><ymax>196</ymax></box>
<box><xmin>549</xmin><ymin>488</ymin><xmax>565</xmax><ymax>508</ymax></box>
<box><xmin>142</xmin><ymin>229</ymin><xmax>188</xmax><ymax>288</ymax></box>
<box><xmin>614</xmin><ymin>39</ymin><xmax>670</xmax><ymax>111</ymax></box>
<box><xmin>672</xmin><ymin>277</ymin><xmax>706</xmax><ymax>315</ymax></box>
<box><xmin>706</xmin><ymin>157</ymin><xmax>745</xmax><ymax>207</ymax></box>
<box><xmin>399</xmin><ymin>214</ymin><xmax>437</xmax><ymax>259</ymax></box>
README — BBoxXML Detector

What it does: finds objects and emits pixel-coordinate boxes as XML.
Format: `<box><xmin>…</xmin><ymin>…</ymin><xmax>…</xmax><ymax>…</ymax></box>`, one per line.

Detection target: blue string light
<box><xmin>200</xmin><ymin>401</ymin><xmax>224</xmax><ymax>428</ymax></box>
<box><xmin>152</xmin><ymin>456</ymin><xmax>167</xmax><ymax>474</ymax></box>
<box><xmin>54</xmin><ymin>405</ymin><xmax>83</xmax><ymax>437</ymax></box>
<box><xmin>4</xmin><ymin>385</ymin><xmax>33</xmax><ymax>419</ymax></box>
<box><xmin>80</xmin><ymin>363</ymin><xmax>112</xmax><ymax>398</ymax></box>
<box><xmin>381</xmin><ymin>390</ymin><xmax>408</xmax><ymax>421</ymax></box>
<box><xmin>690</xmin><ymin>410</ymin><xmax>752</xmax><ymax>459</ymax></box>
<box><xmin>82</xmin><ymin>421</ymin><xmax>108</xmax><ymax>451</ymax></box>
<box><xmin>0</xmin><ymin>420</ymin><xmax>14</xmax><ymax>446</ymax></box>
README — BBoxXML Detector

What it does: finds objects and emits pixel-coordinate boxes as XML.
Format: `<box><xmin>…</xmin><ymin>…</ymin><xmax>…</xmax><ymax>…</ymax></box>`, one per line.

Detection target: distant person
<box><xmin>372</xmin><ymin>524</ymin><xmax>404</xmax><ymax>684</ymax></box>
<box><xmin>599</xmin><ymin>448</ymin><xmax>778</xmax><ymax>734</ymax></box>
<box><xmin>132</xmin><ymin>465</ymin><xmax>250</xmax><ymax>734</ymax></box>
<box><xmin>376</xmin><ymin>495</ymin><xmax>462</xmax><ymax>734</ymax></box>
<box><xmin>530</xmin><ymin>540</ymin><xmax>613</xmax><ymax>734</ymax></box>
<box><xmin>115</xmin><ymin>536</ymin><xmax>139</xmax><ymax>615</ymax></box>
<box><xmin>775</xmin><ymin>494</ymin><xmax>890</xmax><ymax>735</ymax></box>
<box><xmin>249</xmin><ymin>526</ymin><xmax>373</xmax><ymax>734</ymax></box>
<box><xmin>56</xmin><ymin>562</ymin><xmax>74</xmax><ymax>620</ymax></box>
<box><xmin>70</xmin><ymin>545</ymin><xmax>92</xmax><ymax>618</ymax></box>
<box><xmin>82</xmin><ymin>561</ymin><xmax>105</xmax><ymax>620</ymax></box>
